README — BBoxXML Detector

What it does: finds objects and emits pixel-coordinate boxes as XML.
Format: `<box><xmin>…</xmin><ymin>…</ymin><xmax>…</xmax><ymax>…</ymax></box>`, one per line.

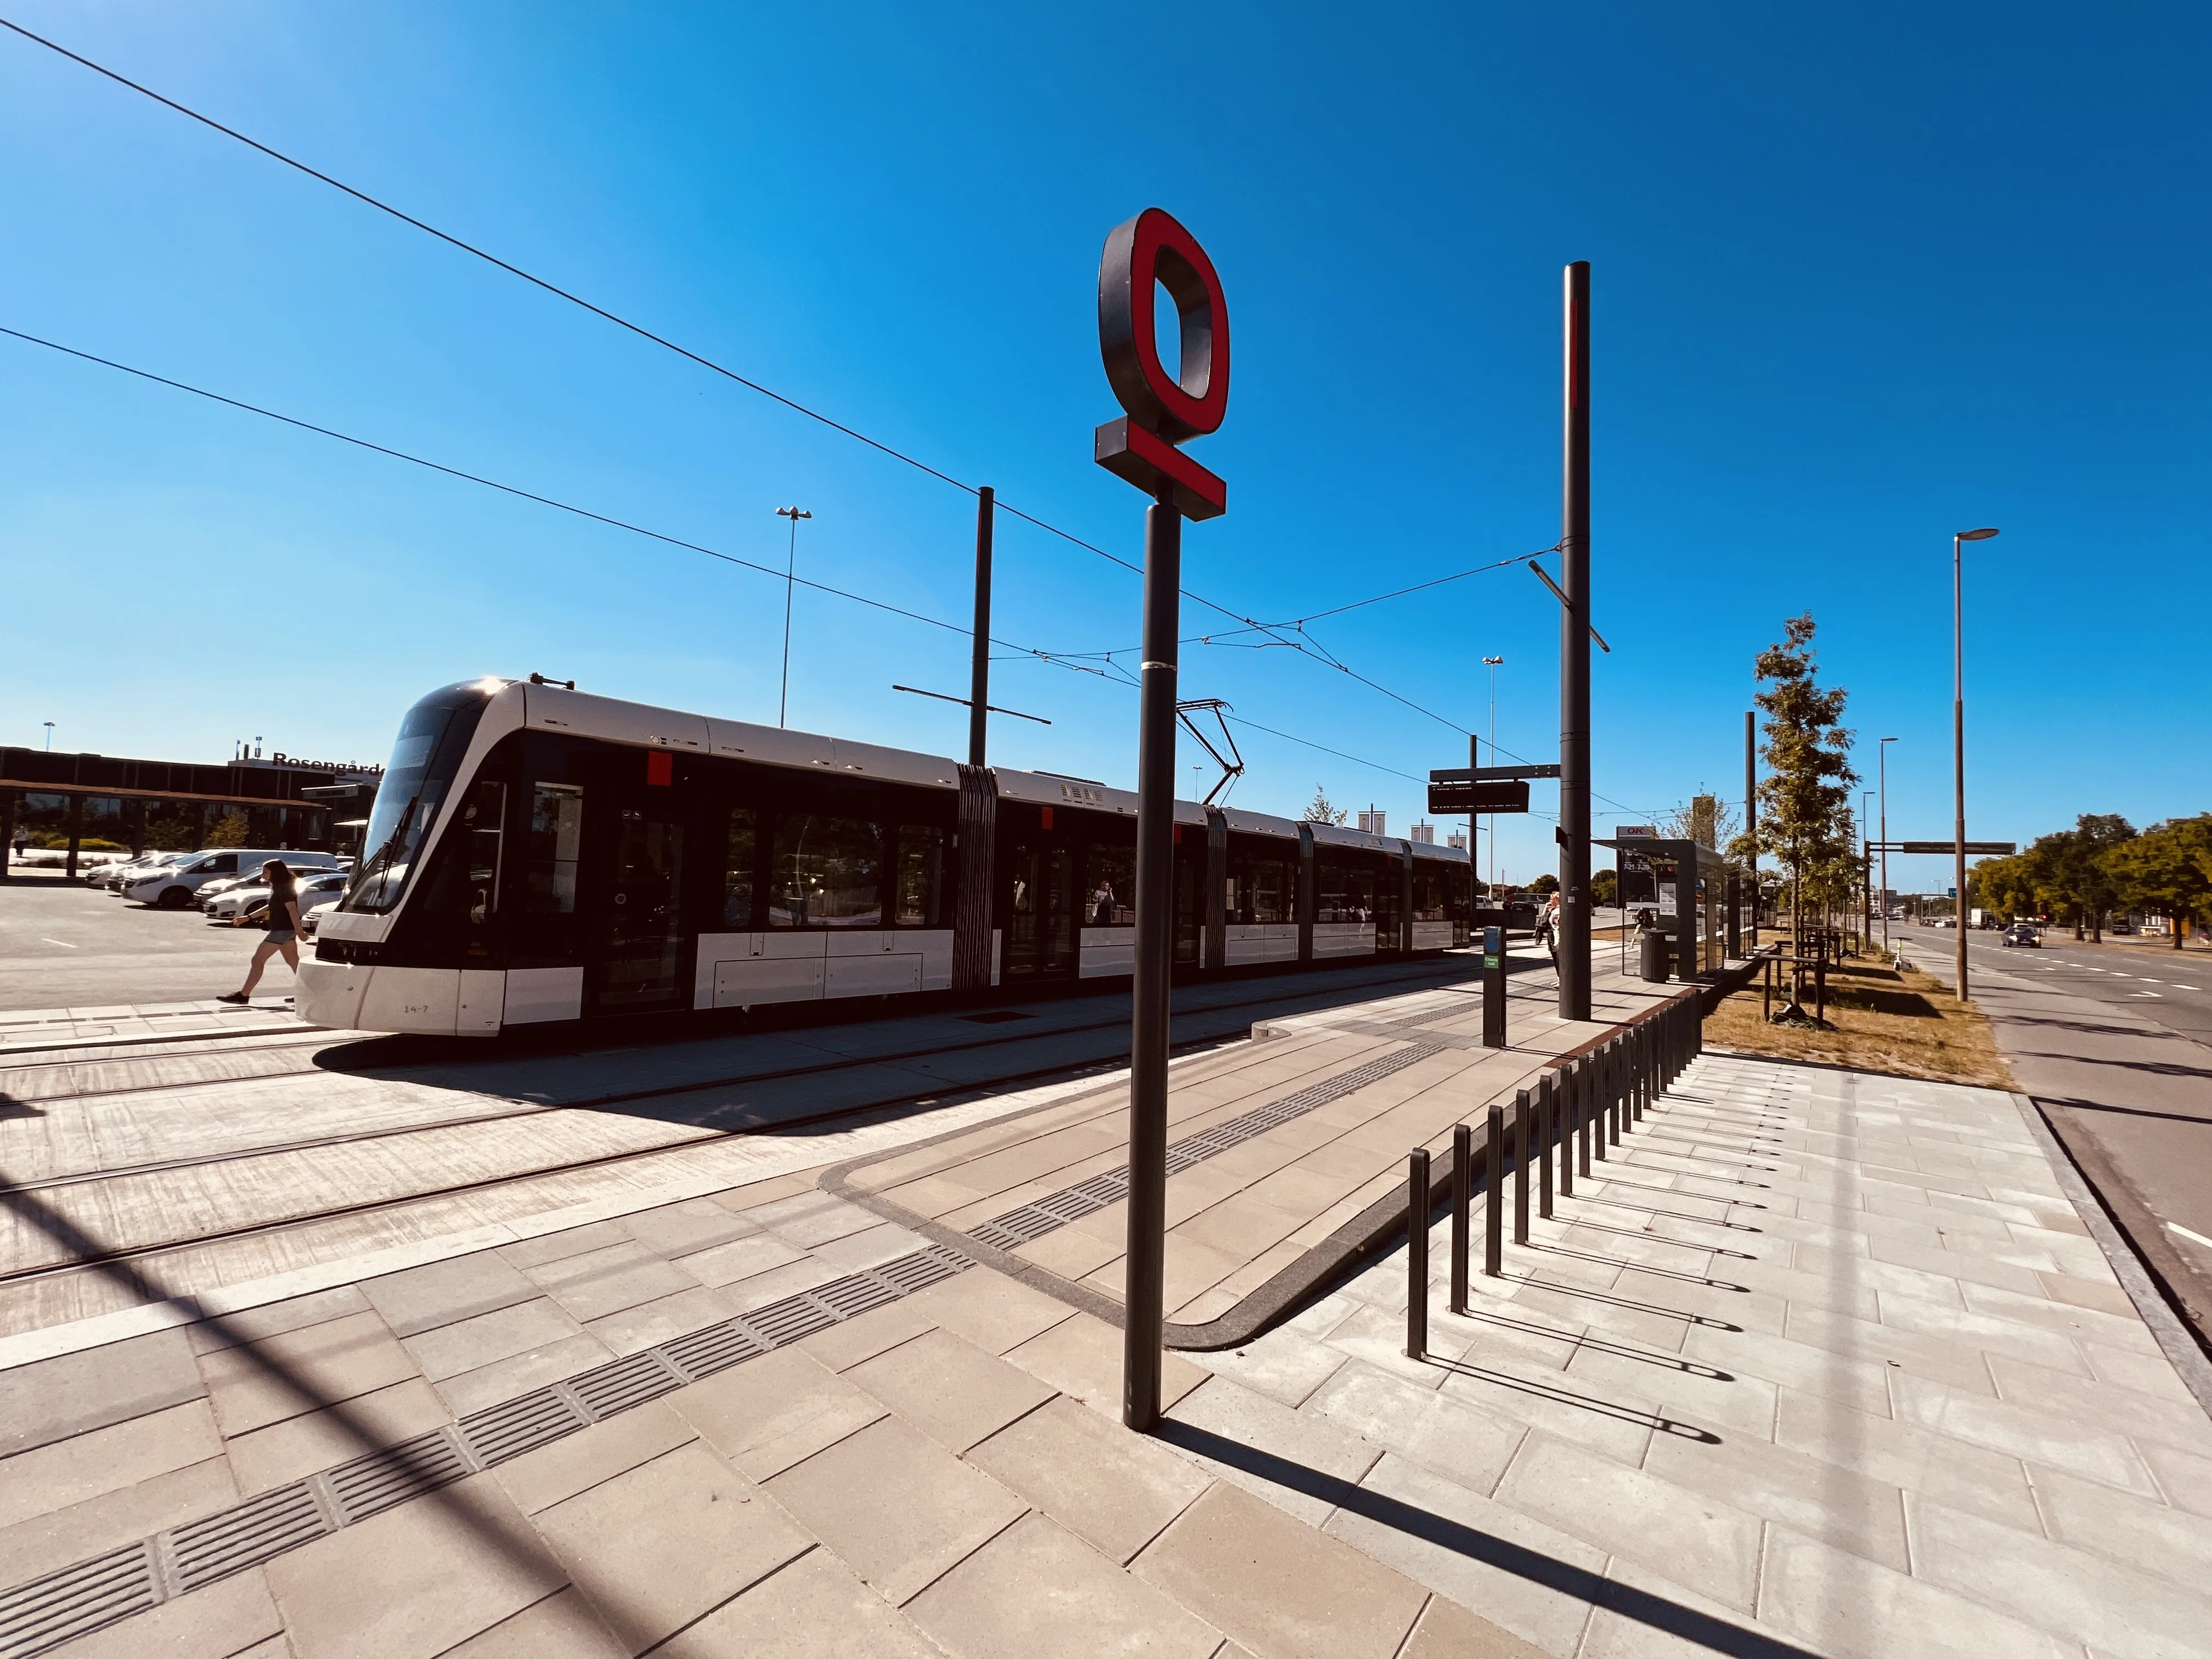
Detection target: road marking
<box><xmin>2132</xmin><ymin>990</ymin><xmax>2164</xmax><ymax>998</ymax></box>
<box><xmin>39</xmin><ymin>939</ymin><xmax>77</xmax><ymax>950</ymax></box>
<box><xmin>2171</xmin><ymin>1221</ymin><xmax>2212</xmax><ymax>1253</ymax></box>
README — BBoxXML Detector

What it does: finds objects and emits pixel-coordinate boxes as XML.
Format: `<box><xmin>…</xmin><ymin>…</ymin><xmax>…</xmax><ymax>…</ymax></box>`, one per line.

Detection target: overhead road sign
<box><xmin>1430</xmin><ymin>780</ymin><xmax>1530</xmax><ymax>815</ymax></box>
<box><xmin>1429</xmin><ymin>764</ymin><xmax>1561</xmax><ymax>782</ymax></box>
<box><xmin>1874</xmin><ymin>840</ymin><xmax>2017</xmax><ymax>856</ymax></box>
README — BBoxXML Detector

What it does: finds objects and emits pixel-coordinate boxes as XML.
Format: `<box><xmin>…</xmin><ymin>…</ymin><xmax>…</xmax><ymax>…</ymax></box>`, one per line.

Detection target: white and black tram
<box><xmin>300</xmin><ymin>678</ymin><xmax>1474</xmax><ymax>1037</ymax></box>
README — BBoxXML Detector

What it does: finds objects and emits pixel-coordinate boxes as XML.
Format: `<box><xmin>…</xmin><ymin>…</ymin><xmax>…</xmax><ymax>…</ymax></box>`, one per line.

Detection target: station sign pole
<box><xmin>1092</xmin><ymin>208</ymin><xmax>1230</xmax><ymax>1434</ymax></box>
<box><xmin>1559</xmin><ymin>261</ymin><xmax>1593</xmax><ymax>1023</ymax></box>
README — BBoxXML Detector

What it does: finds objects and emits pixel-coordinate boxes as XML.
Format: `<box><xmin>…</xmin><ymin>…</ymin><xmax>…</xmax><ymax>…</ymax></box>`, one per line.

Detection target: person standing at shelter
<box><xmin>218</xmin><ymin>860</ymin><xmax>304</xmax><ymax>1005</ymax></box>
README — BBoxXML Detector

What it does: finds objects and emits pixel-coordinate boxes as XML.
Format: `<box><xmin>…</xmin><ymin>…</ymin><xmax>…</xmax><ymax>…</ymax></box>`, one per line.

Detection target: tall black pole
<box><xmin>1559</xmin><ymin>261</ymin><xmax>1592</xmax><ymax>1022</ymax></box>
<box><xmin>1745</xmin><ymin>709</ymin><xmax>1757</xmax><ymax>947</ymax></box>
<box><xmin>1122</xmin><ymin>496</ymin><xmax>1182</xmax><ymax>1432</ymax></box>
<box><xmin>968</xmin><ymin>487</ymin><xmax>995</xmax><ymax>768</ymax></box>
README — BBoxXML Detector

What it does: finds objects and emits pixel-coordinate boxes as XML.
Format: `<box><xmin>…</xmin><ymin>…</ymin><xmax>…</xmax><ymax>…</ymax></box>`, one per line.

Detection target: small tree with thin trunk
<box><xmin>1301</xmin><ymin>787</ymin><xmax>1347</xmax><ymax>826</ymax></box>
<box><xmin>1741</xmin><ymin>614</ymin><xmax>1857</xmax><ymax>1008</ymax></box>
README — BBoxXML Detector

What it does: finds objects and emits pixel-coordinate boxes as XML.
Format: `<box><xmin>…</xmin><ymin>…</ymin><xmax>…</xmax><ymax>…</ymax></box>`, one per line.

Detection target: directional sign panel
<box><xmin>1430</xmin><ymin>780</ymin><xmax>1531</xmax><ymax>815</ymax></box>
<box><xmin>1889</xmin><ymin>840</ymin><xmax>2017</xmax><ymax>856</ymax></box>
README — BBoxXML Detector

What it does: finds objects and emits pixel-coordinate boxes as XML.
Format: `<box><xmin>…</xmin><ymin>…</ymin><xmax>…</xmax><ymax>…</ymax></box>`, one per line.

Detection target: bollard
<box><xmin>1484</xmin><ymin>1103</ymin><xmax>1504</xmax><ymax>1277</ymax></box>
<box><xmin>1513</xmin><ymin>1088</ymin><xmax>1532</xmax><ymax>1245</ymax></box>
<box><xmin>1578</xmin><ymin>1057</ymin><xmax>1595</xmax><ymax>1176</ymax></box>
<box><xmin>1558</xmin><ymin>1062</ymin><xmax>1576</xmax><ymax>1197</ymax></box>
<box><xmin>1406</xmin><ymin>1148</ymin><xmax>1430</xmax><ymax>1359</ymax></box>
<box><xmin>1537</xmin><ymin>1073</ymin><xmax>1555</xmax><ymax>1218</ymax></box>
<box><xmin>1449</xmin><ymin>1122</ymin><xmax>1471</xmax><ymax>1315</ymax></box>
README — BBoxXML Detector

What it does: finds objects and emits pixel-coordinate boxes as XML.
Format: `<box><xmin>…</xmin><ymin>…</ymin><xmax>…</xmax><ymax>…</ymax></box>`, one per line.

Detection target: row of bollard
<box><xmin>1406</xmin><ymin>993</ymin><xmax>1705</xmax><ymax>1359</ymax></box>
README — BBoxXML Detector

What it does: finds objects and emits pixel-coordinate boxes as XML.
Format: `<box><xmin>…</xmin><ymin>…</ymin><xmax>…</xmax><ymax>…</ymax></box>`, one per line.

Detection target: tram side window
<box><xmin>893</xmin><ymin>825</ymin><xmax>946</xmax><ymax>927</ymax></box>
<box><xmin>525</xmin><ymin>784</ymin><xmax>583</xmax><ymax>914</ymax></box>
<box><xmin>1412</xmin><ymin>868</ymin><xmax>1447</xmax><ymax>923</ymax></box>
<box><xmin>1227</xmin><ymin>850</ymin><xmax>1293</xmax><ymax>924</ymax></box>
<box><xmin>724</xmin><ymin>808</ymin><xmax>757</xmax><ymax>928</ymax></box>
<box><xmin>1085</xmin><ymin>843</ymin><xmax>1135</xmax><ymax>926</ymax></box>
<box><xmin>771</xmin><ymin>814</ymin><xmax>883</xmax><ymax>927</ymax></box>
<box><xmin>1316</xmin><ymin>857</ymin><xmax>1376</xmax><ymax>923</ymax></box>
<box><xmin>460</xmin><ymin>780</ymin><xmax>506</xmax><ymax>926</ymax></box>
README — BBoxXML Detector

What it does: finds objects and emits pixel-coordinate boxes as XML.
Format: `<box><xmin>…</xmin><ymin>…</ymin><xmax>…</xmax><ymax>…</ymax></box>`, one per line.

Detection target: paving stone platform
<box><xmin>2</xmin><ymin>967</ymin><xmax>2204</xmax><ymax>1657</ymax></box>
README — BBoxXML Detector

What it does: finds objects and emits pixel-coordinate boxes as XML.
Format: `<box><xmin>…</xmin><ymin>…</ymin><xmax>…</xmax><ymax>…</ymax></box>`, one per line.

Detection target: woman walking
<box><xmin>217</xmin><ymin>860</ymin><xmax>304</xmax><ymax>1006</ymax></box>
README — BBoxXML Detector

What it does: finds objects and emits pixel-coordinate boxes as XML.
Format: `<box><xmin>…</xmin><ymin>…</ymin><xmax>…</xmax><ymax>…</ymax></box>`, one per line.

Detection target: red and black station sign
<box><xmin>1094</xmin><ymin>207</ymin><xmax>1229</xmax><ymax>520</ymax></box>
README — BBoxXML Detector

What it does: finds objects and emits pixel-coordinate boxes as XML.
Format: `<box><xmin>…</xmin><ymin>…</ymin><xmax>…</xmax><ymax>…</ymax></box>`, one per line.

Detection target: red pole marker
<box><xmin>1094</xmin><ymin>207</ymin><xmax>1229</xmax><ymax>518</ymax></box>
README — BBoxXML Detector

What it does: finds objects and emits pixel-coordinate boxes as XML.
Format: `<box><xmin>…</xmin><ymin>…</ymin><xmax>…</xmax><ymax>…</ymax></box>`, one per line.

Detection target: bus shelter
<box><xmin>1603</xmin><ymin>832</ymin><xmax>1740</xmax><ymax>981</ymax></box>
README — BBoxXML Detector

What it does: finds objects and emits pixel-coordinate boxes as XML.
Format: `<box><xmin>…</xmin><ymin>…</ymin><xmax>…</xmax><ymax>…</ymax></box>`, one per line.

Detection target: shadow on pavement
<box><xmin>1154</xmin><ymin>1420</ymin><xmax>1818</xmax><ymax>1658</ymax></box>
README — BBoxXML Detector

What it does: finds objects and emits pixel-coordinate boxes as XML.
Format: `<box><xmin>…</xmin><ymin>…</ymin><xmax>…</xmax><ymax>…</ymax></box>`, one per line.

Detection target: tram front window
<box><xmin>343</xmin><ymin>680</ymin><xmax>498</xmax><ymax>915</ymax></box>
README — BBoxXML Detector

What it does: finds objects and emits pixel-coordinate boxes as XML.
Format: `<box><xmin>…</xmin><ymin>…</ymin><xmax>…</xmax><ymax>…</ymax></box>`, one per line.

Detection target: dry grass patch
<box><xmin>1705</xmin><ymin>950</ymin><xmax>2014</xmax><ymax>1088</ymax></box>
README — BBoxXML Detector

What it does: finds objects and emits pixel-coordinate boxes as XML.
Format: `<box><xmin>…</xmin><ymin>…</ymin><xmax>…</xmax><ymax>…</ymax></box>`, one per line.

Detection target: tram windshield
<box><xmin>342</xmin><ymin>681</ymin><xmax>499</xmax><ymax>915</ymax></box>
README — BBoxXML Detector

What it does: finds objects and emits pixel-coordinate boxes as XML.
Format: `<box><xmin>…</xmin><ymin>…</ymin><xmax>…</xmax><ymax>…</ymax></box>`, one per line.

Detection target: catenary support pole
<box><xmin>1406</xmin><ymin>1148</ymin><xmax>1430</xmax><ymax>1361</ymax></box>
<box><xmin>1558</xmin><ymin>260</ymin><xmax>1593</xmax><ymax>1023</ymax></box>
<box><xmin>968</xmin><ymin>487</ymin><xmax>994</xmax><ymax>768</ymax></box>
<box><xmin>1122</xmin><ymin>498</ymin><xmax>1181</xmax><ymax>1432</ymax></box>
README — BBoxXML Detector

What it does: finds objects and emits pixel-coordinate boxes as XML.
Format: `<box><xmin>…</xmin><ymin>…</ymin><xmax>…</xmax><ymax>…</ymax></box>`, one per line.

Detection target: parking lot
<box><xmin>0</xmin><ymin>874</ymin><xmax>290</xmax><ymax>1011</ymax></box>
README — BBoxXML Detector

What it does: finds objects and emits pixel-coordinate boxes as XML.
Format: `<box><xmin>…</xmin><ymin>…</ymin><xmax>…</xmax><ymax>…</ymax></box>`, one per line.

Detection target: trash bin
<box><xmin>1637</xmin><ymin>928</ymin><xmax>1671</xmax><ymax>983</ymax></box>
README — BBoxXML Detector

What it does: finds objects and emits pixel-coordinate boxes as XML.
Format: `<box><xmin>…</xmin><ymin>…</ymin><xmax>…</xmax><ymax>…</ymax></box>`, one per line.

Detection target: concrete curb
<box><xmin>2010</xmin><ymin>1090</ymin><xmax>2212</xmax><ymax>1423</ymax></box>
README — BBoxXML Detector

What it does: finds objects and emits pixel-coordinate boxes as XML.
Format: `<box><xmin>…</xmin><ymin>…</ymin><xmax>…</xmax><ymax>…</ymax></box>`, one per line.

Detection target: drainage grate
<box><xmin>968</xmin><ymin>1041</ymin><xmax>1442</xmax><ymax>1257</ymax></box>
<box><xmin>568</xmin><ymin>1350</ymin><xmax>687</xmax><ymax>1421</ymax></box>
<box><xmin>0</xmin><ymin>1543</ymin><xmax>157</xmax><ymax>1659</ymax></box>
<box><xmin>168</xmin><ymin>1482</ymin><xmax>329</xmax><ymax>1593</ymax></box>
<box><xmin>459</xmin><ymin>1389</ymin><xmax>585</xmax><ymax>1468</ymax></box>
<box><xmin>0</xmin><ymin>1242</ymin><xmax>973</xmax><ymax>1659</ymax></box>
<box><xmin>324</xmin><ymin>1430</ymin><xmax>473</xmax><ymax>1525</ymax></box>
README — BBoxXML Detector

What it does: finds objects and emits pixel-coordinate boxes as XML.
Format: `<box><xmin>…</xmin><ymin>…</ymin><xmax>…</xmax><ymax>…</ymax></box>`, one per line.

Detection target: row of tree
<box><xmin>1971</xmin><ymin>814</ymin><xmax>2212</xmax><ymax>944</ymax></box>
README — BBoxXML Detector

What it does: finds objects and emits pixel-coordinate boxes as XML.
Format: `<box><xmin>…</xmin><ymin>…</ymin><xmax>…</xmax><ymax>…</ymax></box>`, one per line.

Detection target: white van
<box><xmin>122</xmin><ymin>849</ymin><xmax>342</xmax><ymax>910</ymax></box>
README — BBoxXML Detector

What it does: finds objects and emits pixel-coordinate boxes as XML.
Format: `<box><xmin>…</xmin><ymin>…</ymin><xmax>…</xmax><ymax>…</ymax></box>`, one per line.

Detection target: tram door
<box><xmin>1002</xmin><ymin>838</ymin><xmax>1077</xmax><ymax>984</ymax></box>
<box><xmin>591</xmin><ymin>807</ymin><xmax>687</xmax><ymax>1012</ymax></box>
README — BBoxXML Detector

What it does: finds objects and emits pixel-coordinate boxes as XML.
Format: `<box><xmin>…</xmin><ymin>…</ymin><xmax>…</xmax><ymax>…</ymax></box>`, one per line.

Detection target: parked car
<box><xmin>87</xmin><ymin>851</ymin><xmax>183</xmax><ymax>891</ymax></box>
<box><xmin>2001</xmin><ymin>923</ymin><xmax>2041</xmax><ymax>949</ymax></box>
<box><xmin>208</xmin><ymin>867</ymin><xmax>349</xmax><ymax>924</ymax></box>
<box><xmin>122</xmin><ymin>849</ymin><xmax>341</xmax><ymax>910</ymax></box>
<box><xmin>300</xmin><ymin>893</ymin><xmax>345</xmax><ymax>939</ymax></box>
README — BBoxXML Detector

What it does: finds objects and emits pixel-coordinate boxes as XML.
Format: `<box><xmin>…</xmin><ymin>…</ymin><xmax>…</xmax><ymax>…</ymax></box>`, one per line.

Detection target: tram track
<box><xmin>0</xmin><ymin>961</ymin><xmax>1486</xmax><ymax>1286</ymax></box>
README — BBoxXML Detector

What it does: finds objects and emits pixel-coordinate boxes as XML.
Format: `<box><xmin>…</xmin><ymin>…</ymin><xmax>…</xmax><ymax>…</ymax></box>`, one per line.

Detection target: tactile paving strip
<box><xmin>969</xmin><ymin>1040</ymin><xmax>1446</xmax><ymax>1254</ymax></box>
<box><xmin>0</xmin><ymin>1240</ymin><xmax>972</xmax><ymax>1659</ymax></box>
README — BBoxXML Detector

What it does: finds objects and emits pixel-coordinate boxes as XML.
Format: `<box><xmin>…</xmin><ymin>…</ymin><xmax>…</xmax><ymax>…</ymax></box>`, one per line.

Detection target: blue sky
<box><xmin>1</xmin><ymin>2</ymin><xmax>2204</xmax><ymax>891</ymax></box>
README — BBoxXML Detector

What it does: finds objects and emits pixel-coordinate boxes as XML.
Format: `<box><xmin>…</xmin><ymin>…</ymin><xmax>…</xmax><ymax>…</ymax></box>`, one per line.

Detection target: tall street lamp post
<box><xmin>1953</xmin><ymin>527</ymin><xmax>1999</xmax><ymax>1000</ymax></box>
<box><xmin>775</xmin><ymin>506</ymin><xmax>812</xmax><ymax>727</ymax></box>
<box><xmin>1878</xmin><ymin>737</ymin><xmax>1898</xmax><ymax>951</ymax></box>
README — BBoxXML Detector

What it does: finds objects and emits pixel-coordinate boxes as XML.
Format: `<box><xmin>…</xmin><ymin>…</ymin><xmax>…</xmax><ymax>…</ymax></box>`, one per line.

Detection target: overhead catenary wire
<box><xmin>0</xmin><ymin>321</ymin><xmax>1438</xmax><ymax>792</ymax></box>
<box><xmin>0</xmin><ymin>16</ymin><xmax>1531</xmax><ymax>753</ymax></box>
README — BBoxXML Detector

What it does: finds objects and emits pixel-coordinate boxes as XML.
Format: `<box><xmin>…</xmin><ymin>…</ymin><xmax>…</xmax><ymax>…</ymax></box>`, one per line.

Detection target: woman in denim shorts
<box><xmin>218</xmin><ymin>860</ymin><xmax>304</xmax><ymax>1006</ymax></box>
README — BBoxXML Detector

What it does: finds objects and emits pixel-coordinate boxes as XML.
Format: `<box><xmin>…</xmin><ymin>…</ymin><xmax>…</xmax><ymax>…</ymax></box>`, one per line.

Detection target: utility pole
<box><xmin>1558</xmin><ymin>262</ymin><xmax>1592</xmax><ymax>1023</ymax></box>
<box><xmin>1878</xmin><ymin>736</ymin><xmax>1897</xmax><ymax>951</ymax></box>
<box><xmin>968</xmin><ymin>488</ymin><xmax>994</xmax><ymax>766</ymax></box>
<box><xmin>776</xmin><ymin>506</ymin><xmax>812</xmax><ymax>727</ymax></box>
<box><xmin>1483</xmin><ymin>656</ymin><xmax>1503</xmax><ymax>894</ymax></box>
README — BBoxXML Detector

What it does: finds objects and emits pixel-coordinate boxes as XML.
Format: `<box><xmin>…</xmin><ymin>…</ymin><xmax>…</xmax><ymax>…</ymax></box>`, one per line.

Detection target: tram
<box><xmin>300</xmin><ymin>678</ymin><xmax>1474</xmax><ymax>1037</ymax></box>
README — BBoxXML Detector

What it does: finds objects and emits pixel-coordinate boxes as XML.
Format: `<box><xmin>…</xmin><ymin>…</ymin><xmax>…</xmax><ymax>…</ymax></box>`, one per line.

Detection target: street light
<box><xmin>1860</xmin><ymin>789</ymin><xmax>1876</xmax><ymax>948</ymax></box>
<box><xmin>1878</xmin><ymin>737</ymin><xmax>1898</xmax><ymax>951</ymax></box>
<box><xmin>775</xmin><ymin>506</ymin><xmax>812</xmax><ymax>728</ymax></box>
<box><xmin>42</xmin><ymin>722</ymin><xmax>54</xmax><ymax>752</ymax></box>
<box><xmin>1953</xmin><ymin>527</ymin><xmax>1999</xmax><ymax>1000</ymax></box>
<box><xmin>1482</xmin><ymin>656</ymin><xmax>1504</xmax><ymax>892</ymax></box>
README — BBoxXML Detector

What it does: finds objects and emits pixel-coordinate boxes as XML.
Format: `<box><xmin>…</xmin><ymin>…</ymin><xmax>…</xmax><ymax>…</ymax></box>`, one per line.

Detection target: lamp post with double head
<box><xmin>1482</xmin><ymin>656</ymin><xmax>1503</xmax><ymax>893</ymax></box>
<box><xmin>1953</xmin><ymin>528</ymin><xmax>1999</xmax><ymax>1000</ymax></box>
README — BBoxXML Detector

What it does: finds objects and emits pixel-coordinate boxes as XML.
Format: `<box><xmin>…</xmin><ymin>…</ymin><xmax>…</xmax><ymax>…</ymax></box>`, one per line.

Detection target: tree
<box><xmin>205</xmin><ymin>812</ymin><xmax>249</xmax><ymax>849</ymax></box>
<box><xmin>1592</xmin><ymin>867</ymin><xmax>1618</xmax><ymax>908</ymax></box>
<box><xmin>1302</xmin><ymin>787</ymin><xmax>1347</xmax><ymax>826</ymax></box>
<box><xmin>1739</xmin><ymin>614</ymin><xmax>1858</xmax><ymax>949</ymax></box>
<box><xmin>1662</xmin><ymin>792</ymin><xmax>1740</xmax><ymax>851</ymax></box>
<box><xmin>1530</xmin><ymin>873</ymin><xmax>1560</xmax><ymax>896</ymax></box>
<box><xmin>2105</xmin><ymin>815</ymin><xmax>2212</xmax><ymax>949</ymax></box>
<box><xmin>2055</xmin><ymin>814</ymin><xmax>2134</xmax><ymax>940</ymax></box>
